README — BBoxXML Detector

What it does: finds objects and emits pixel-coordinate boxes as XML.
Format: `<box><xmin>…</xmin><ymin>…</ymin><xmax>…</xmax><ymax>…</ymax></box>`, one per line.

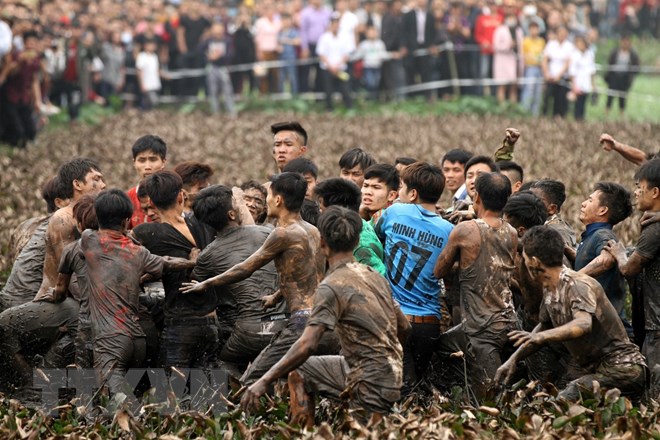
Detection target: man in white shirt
<box><xmin>440</xmin><ymin>149</ymin><xmax>473</xmax><ymax>213</ymax></box>
<box><xmin>336</xmin><ymin>0</ymin><xmax>359</xmax><ymax>53</ymax></box>
<box><xmin>0</xmin><ymin>19</ymin><xmax>12</xmax><ymax>59</ymax></box>
<box><xmin>542</xmin><ymin>26</ymin><xmax>573</xmax><ymax>118</ymax></box>
<box><xmin>136</xmin><ymin>39</ymin><xmax>161</xmax><ymax>110</ymax></box>
<box><xmin>316</xmin><ymin>13</ymin><xmax>354</xmax><ymax>111</ymax></box>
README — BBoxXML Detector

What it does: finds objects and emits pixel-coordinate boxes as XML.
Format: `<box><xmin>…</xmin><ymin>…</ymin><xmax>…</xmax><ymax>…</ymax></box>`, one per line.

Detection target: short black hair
<box><xmin>241</xmin><ymin>180</ymin><xmax>267</xmax><ymax>199</ymax></box>
<box><xmin>73</xmin><ymin>194</ymin><xmax>99</xmax><ymax>230</ymax></box>
<box><xmin>58</xmin><ymin>157</ymin><xmax>101</xmax><ymax>199</ymax></box>
<box><xmin>594</xmin><ymin>182</ymin><xmax>633</xmax><ymax>225</ymax></box>
<box><xmin>503</xmin><ymin>191</ymin><xmax>548</xmax><ymax>230</ymax></box>
<box><xmin>23</xmin><ymin>30</ymin><xmax>39</xmax><ymax>41</ymax></box>
<box><xmin>475</xmin><ymin>172</ymin><xmax>511</xmax><ymax>212</ymax></box>
<box><xmin>339</xmin><ymin>148</ymin><xmax>376</xmax><ymax>171</ymax></box>
<box><xmin>192</xmin><ymin>184</ymin><xmax>234</xmax><ymax>231</ymax></box>
<box><xmin>144</xmin><ymin>170</ymin><xmax>183</xmax><ymax>210</ymax></box>
<box><xmin>313</xmin><ymin>178</ymin><xmax>362</xmax><ymax>212</ymax></box>
<box><xmin>401</xmin><ymin>162</ymin><xmax>445</xmax><ymax>204</ymax></box>
<box><xmin>531</xmin><ymin>179</ymin><xmax>567</xmax><ymax>210</ymax></box>
<box><xmin>497</xmin><ymin>161</ymin><xmax>524</xmax><ymax>183</ymax></box>
<box><xmin>395</xmin><ymin>156</ymin><xmax>418</xmax><ymax>167</ymax></box>
<box><xmin>271</xmin><ymin>121</ymin><xmax>308</xmax><ymax>146</ymax></box>
<box><xmin>634</xmin><ymin>158</ymin><xmax>660</xmax><ymax>192</ymax></box>
<box><xmin>442</xmin><ymin>149</ymin><xmax>473</xmax><ymax>166</ymax></box>
<box><xmin>173</xmin><ymin>161</ymin><xmax>214</xmax><ymax>189</ymax></box>
<box><xmin>41</xmin><ymin>175</ymin><xmax>68</xmax><ymax>213</ymax></box>
<box><xmin>465</xmin><ymin>155</ymin><xmax>498</xmax><ymax>176</ymax></box>
<box><xmin>519</xmin><ymin>180</ymin><xmax>537</xmax><ymax>192</ymax></box>
<box><xmin>94</xmin><ymin>189</ymin><xmax>134</xmax><ymax>230</ymax></box>
<box><xmin>364</xmin><ymin>163</ymin><xmax>400</xmax><ymax>192</ymax></box>
<box><xmin>522</xmin><ymin>225</ymin><xmax>565</xmax><ymax>268</ymax></box>
<box><xmin>317</xmin><ymin>206</ymin><xmax>363</xmax><ymax>252</ymax></box>
<box><xmin>270</xmin><ymin>172</ymin><xmax>307</xmax><ymax>212</ymax></box>
<box><xmin>137</xmin><ymin>178</ymin><xmax>149</xmax><ymax>199</ymax></box>
<box><xmin>131</xmin><ymin>134</ymin><xmax>167</xmax><ymax>160</ymax></box>
<box><xmin>300</xmin><ymin>199</ymin><xmax>321</xmax><ymax>226</ymax></box>
<box><xmin>283</xmin><ymin>157</ymin><xmax>319</xmax><ymax>179</ymax></box>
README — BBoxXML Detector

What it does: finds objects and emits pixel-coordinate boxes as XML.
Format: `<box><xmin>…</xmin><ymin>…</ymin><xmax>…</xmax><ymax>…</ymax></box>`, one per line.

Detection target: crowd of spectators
<box><xmin>0</xmin><ymin>0</ymin><xmax>656</xmax><ymax>147</ymax></box>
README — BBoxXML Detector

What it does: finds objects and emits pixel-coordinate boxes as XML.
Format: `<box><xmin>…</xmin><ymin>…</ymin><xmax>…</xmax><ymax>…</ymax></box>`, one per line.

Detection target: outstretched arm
<box><xmin>181</xmin><ymin>228</ymin><xmax>288</xmax><ymax>293</ymax></box>
<box><xmin>162</xmin><ymin>255</ymin><xmax>196</xmax><ymax>271</ymax></box>
<box><xmin>604</xmin><ymin>239</ymin><xmax>648</xmax><ymax>279</ymax></box>
<box><xmin>240</xmin><ymin>324</ymin><xmax>326</xmax><ymax>410</ymax></box>
<box><xmin>496</xmin><ymin>312</ymin><xmax>592</xmax><ymax>385</ymax></box>
<box><xmin>578</xmin><ymin>248</ymin><xmax>615</xmax><ymax>278</ymax></box>
<box><xmin>600</xmin><ymin>133</ymin><xmax>648</xmax><ymax>166</ymax></box>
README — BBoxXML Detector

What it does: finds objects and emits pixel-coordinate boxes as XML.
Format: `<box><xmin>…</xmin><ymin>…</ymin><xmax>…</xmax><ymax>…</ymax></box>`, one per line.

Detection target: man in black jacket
<box><xmin>401</xmin><ymin>0</ymin><xmax>435</xmax><ymax>98</ymax></box>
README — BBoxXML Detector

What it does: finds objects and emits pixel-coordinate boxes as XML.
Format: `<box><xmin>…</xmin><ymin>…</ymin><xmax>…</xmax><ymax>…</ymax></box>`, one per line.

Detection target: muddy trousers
<box><xmin>94</xmin><ymin>335</ymin><xmax>146</xmax><ymax>394</ymax></box>
<box><xmin>559</xmin><ymin>362</ymin><xmax>646</xmax><ymax>401</ymax></box>
<box><xmin>436</xmin><ymin>322</ymin><xmax>516</xmax><ymax>400</ymax></box>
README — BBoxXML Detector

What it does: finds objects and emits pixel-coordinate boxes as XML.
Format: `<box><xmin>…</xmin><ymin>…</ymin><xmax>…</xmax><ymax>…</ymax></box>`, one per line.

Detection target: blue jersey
<box><xmin>375</xmin><ymin>203</ymin><xmax>453</xmax><ymax>317</ymax></box>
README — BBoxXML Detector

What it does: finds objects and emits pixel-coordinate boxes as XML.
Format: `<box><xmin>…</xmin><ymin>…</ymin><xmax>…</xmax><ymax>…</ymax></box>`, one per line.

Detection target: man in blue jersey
<box><xmin>375</xmin><ymin>162</ymin><xmax>454</xmax><ymax>394</ymax></box>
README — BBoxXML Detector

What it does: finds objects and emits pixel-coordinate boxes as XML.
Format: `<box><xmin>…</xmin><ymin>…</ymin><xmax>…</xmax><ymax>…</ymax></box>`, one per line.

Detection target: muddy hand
<box><xmin>599</xmin><ymin>133</ymin><xmax>615</xmax><ymax>151</ymax></box>
<box><xmin>508</xmin><ymin>330</ymin><xmax>541</xmax><ymax>348</ymax></box>
<box><xmin>603</xmin><ymin>239</ymin><xmax>625</xmax><ymax>261</ymax></box>
<box><xmin>505</xmin><ymin>128</ymin><xmax>520</xmax><ymax>144</ymax></box>
<box><xmin>641</xmin><ymin>211</ymin><xmax>660</xmax><ymax>227</ymax></box>
<box><xmin>189</xmin><ymin>247</ymin><xmax>201</xmax><ymax>263</ymax></box>
<box><xmin>494</xmin><ymin>360</ymin><xmax>516</xmax><ymax>385</ymax></box>
<box><xmin>262</xmin><ymin>291</ymin><xmax>279</xmax><ymax>308</ymax></box>
<box><xmin>180</xmin><ymin>280</ymin><xmax>204</xmax><ymax>294</ymax></box>
<box><xmin>240</xmin><ymin>381</ymin><xmax>267</xmax><ymax>412</ymax></box>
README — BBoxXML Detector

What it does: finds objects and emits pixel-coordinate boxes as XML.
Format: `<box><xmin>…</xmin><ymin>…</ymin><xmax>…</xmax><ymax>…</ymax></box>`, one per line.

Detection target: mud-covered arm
<box><xmin>33</xmin><ymin>273</ymin><xmax>71</xmax><ymax>303</ymax></box>
<box><xmin>394</xmin><ymin>302</ymin><xmax>412</xmax><ymax>347</ymax></box>
<box><xmin>162</xmin><ymin>255</ymin><xmax>197</xmax><ymax>271</ymax></box>
<box><xmin>433</xmin><ymin>222</ymin><xmax>473</xmax><ymax>279</ymax></box>
<box><xmin>605</xmin><ymin>239</ymin><xmax>648</xmax><ymax>279</ymax></box>
<box><xmin>181</xmin><ymin>227</ymin><xmax>288</xmax><ymax>293</ymax></box>
<box><xmin>600</xmin><ymin>133</ymin><xmax>648</xmax><ymax>166</ymax></box>
<box><xmin>578</xmin><ymin>248</ymin><xmax>615</xmax><ymax>278</ymax></box>
<box><xmin>36</xmin><ymin>212</ymin><xmax>76</xmax><ymax>297</ymax></box>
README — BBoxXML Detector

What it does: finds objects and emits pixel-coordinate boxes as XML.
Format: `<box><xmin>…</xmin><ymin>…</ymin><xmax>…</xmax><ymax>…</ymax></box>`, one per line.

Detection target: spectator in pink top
<box><xmin>493</xmin><ymin>12</ymin><xmax>523</xmax><ymax>104</ymax></box>
<box><xmin>254</xmin><ymin>0</ymin><xmax>282</xmax><ymax>94</ymax></box>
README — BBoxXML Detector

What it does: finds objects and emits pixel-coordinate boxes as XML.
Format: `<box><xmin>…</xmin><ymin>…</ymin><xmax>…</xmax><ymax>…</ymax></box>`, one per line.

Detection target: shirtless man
<box><xmin>0</xmin><ymin>159</ymin><xmax>105</xmax><ymax>389</ymax></box>
<box><xmin>241</xmin><ymin>206</ymin><xmax>410</xmax><ymax>427</ymax></box>
<box><xmin>433</xmin><ymin>172</ymin><xmax>518</xmax><ymax>399</ymax></box>
<box><xmin>495</xmin><ymin>226</ymin><xmax>646</xmax><ymax>401</ymax></box>
<box><xmin>181</xmin><ymin>172</ymin><xmax>336</xmax><ymax>384</ymax></box>
<box><xmin>35</xmin><ymin>158</ymin><xmax>106</xmax><ymax>301</ymax></box>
